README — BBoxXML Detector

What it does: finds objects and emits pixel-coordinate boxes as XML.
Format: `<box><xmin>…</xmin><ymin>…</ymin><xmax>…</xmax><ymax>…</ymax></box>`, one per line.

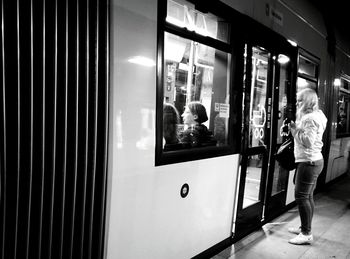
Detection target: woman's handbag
<box><xmin>275</xmin><ymin>138</ymin><xmax>296</xmax><ymax>170</ymax></box>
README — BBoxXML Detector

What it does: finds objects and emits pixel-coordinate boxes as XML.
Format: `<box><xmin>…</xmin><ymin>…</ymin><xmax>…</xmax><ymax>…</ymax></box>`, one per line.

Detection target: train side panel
<box><xmin>106</xmin><ymin>0</ymin><xmax>240</xmax><ymax>258</ymax></box>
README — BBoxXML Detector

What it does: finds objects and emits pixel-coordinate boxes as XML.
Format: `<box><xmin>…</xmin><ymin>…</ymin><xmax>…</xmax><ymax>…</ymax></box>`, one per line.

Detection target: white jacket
<box><xmin>293</xmin><ymin>110</ymin><xmax>327</xmax><ymax>162</ymax></box>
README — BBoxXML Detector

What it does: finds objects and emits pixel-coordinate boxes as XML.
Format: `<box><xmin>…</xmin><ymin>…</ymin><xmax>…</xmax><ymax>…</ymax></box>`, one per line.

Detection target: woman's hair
<box><xmin>163</xmin><ymin>103</ymin><xmax>180</xmax><ymax>144</ymax></box>
<box><xmin>187</xmin><ymin>101</ymin><xmax>208</xmax><ymax>124</ymax></box>
<box><xmin>297</xmin><ymin>88</ymin><xmax>319</xmax><ymax>118</ymax></box>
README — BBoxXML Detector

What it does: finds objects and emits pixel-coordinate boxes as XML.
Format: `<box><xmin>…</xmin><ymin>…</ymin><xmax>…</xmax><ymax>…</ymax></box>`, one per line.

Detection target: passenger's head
<box><xmin>182</xmin><ymin>101</ymin><xmax>208</xmax><ymax>125</ymax></box>
<box><xmin>296</xmin><ymin>88</ymin><xmax>319</xmax><ymax>116</ymax></box>
<box><xmin>163</xmin><ymin>103</ymin><xmax>180</xmax><ymax>144</ymax></box>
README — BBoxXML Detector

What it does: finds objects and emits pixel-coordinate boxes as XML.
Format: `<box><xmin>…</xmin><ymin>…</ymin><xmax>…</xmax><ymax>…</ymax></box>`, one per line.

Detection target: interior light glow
<box><xmin>128</xmin><ymin>56</ymin><xmax>156</xmax><ymax>67</ymax></box>
<box><xmin>278</xmin><ymin>54</ymin><xmax>290</xmax><ymax>64</ymax></box>
<box><xmin>287</xmin><ymin>39</ymin><xmax>297</xmax><ymax>47</ymax></box>
<box><xmin>166</xmin><ymin>16</ymin><xmax>185</xmax><ymax>28</ymax></box>
<box><xmin>297</xmin><ymin>77</ymin><xmax>308</xmax><ymax>88</ymax></box>
<box><xmin>334</xmin><ymin>78</ymin><xmax>341</xmax><ymax>87</ymax></box>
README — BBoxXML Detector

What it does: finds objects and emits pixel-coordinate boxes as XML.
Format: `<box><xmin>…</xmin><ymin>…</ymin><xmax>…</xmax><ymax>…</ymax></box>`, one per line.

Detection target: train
<box><xmin>1</xmin><ymin>0</ymin><xmax>349</xmax><ymax>258</ymax></box>
<box><xmin>108</xmin><ymin>0</ymin><xmax>350</xmax><ymax>258</ymax></box>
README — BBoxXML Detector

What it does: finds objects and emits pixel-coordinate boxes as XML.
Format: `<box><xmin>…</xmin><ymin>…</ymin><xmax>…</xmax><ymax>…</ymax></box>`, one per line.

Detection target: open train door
<box><xmin>233</xmin><ymin>25</ymin><xmax>297</xmax><ymax>239</ymax></box>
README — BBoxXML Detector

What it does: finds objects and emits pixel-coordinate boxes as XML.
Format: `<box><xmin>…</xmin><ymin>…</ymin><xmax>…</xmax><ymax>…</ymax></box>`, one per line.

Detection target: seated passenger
<box><xmin>163</xmin><ymin>103</ymin><xmax>183</xmax><ymax>151</ymax></box>
<box><xmin>180</xmin><ymin>101</ymin><xmax>217</xmax><ymax>147</ymax></box>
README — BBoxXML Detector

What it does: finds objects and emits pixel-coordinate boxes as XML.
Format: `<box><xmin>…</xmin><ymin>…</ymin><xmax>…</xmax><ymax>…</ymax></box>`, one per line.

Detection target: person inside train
<box><xmin>163</xmin><ymin>102</ymin><xmax>183</xmax><ymax>151</ymax></box>
<box><xmin>179</xmin><ymin>101</ymin><xmax>217</xmax><ymax>148</ymax></box>
<box><xmin>287</xmin><ymin>88</ymin><xmax>327</xmax><ymax>245</ymax></box>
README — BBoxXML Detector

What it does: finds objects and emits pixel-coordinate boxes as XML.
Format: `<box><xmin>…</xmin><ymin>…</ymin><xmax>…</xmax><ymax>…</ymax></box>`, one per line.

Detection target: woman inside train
<box><xmin>179</xmin><ymin>101</ymin><xmax>217</xmax><ymax>148</ymax></box>
<box><xmin>287</xmin><ymin>88</ymin><xmax>327</xmax><ymax>245</ymax></box>
<box><xmin>163</xmin><ymin>102</ymin><xmax>183</xmax><ymax>151</ymax></box>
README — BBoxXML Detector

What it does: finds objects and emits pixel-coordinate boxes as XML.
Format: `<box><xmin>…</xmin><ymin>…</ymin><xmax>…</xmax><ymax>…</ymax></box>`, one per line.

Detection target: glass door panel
<box><xmin>235</xmin><ymin>45</ymin><xmax>271</xmax><ymax>239</ymax></box>
<box><xmin>249</xmin><ymin>47</ymin><xmax>268</xmax><ymax>148</ymax></box>
<box><xmin>271</xmin><ymin>60</ymin><xmax>290</xmax><ymax>196</ymax></box>
<box><xmin>235</xmin><ymin>45</ymin><xmax>296</xmax><ymax>237</ymax></box>
<box><xmin>243</xmin><ymin>155</ymin><xmax>263</xmax><ymax>208</ymax></box>
<box><xmin>265</xmin><ymin>53</ymin><xmax>295</xmax><ymax>219</ymax></box>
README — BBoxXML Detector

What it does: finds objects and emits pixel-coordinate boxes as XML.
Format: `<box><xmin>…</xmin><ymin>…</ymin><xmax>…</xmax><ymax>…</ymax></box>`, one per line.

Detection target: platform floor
<box><xmin>213</xmin><ymin>174</ymin><xmax>350</xmax><ymax>259</ymax></box>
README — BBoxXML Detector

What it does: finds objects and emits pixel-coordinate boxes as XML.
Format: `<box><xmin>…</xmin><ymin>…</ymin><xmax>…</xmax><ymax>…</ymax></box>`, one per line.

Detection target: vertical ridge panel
<box><xmin>88</xmin><ymin>0</ymin><xmax>99</xmax><ymax>258</ymax></box>
<box><xmin>47</xmin><ymin>0</ymin><xmax>58</xmax><ymax>257</ymax></box>
<box><xmin>14</xmin><ymin>0</ymin><xmax>21</xmax><ymax>257</ymax></box>
<box><xmin>26</xmin><ymin>0</ymin><xmax>34</xmax><ymax>257</ymax></box>
<box><xmin>0</xmin><ymin>0</ymin><xmax>109</xmax><ymax>258</ymax></box>
<box><xmin>38</xmin><ymin>0</ymin><xmax>46</xmax><ymax>258</ymax></box>
<box><xmin>0</xmin><ymin>0</ymin><xmax>6</xmax><ymax>257</ymax></box>
<box><xmin>59</xmin><ymin>0</ymin><xmax>69</xmax><ymax>258</ymax></box>
<box><xmin>97</xmin><ymin>0</ymin><xmax>109</xmax><ymax>257</ymax></box>
<box><xmin>69</xmin><ymin>0</ymin><xmax>79</xmax><ymax>258</ymax></box>
<box><xmin>79</xmin><ymin>0</ymin><xmax>89</xmax><ymax>257</ymax></box>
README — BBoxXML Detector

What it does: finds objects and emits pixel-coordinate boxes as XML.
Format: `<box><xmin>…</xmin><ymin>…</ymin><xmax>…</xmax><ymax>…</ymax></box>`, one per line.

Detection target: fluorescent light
<box><xmin>127</xmin><ymin>56</ymin><xmax>156</xmax><ymax>67</ymax></box>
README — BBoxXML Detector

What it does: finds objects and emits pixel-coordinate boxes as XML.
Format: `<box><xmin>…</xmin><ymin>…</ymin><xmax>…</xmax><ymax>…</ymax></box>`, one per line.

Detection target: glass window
<box><xmin>337</xmin><ymin>84</ymin><xmax>350</xmax><ymax>137</ymax></box>
<box><xmin>297</xmin><ymin>51</ymin><xmax>319</xmax><ymax>92</ymax></box>
<box><xmin>298</xmin><ymin>55</ymin><xmax>317</xmax><ymax>78</ymax></box>
<box><xmin>248</xmin><ymin>47</ymin><xmax>269</xmax><ymax>148</ymax></box>
<box><xmin>242</xmin><ymin>155</ymin><xmax>262</xmax><ymax>208</ymax></box>
<box><xmin>157</xmin><ymin>0</ymin><xmax>238</xmax><ymax>165</ymax></box>
<box><xmin>163</xmin><ymin>32</ymin><xmax>231</xmax><ymax>150</ymax></box>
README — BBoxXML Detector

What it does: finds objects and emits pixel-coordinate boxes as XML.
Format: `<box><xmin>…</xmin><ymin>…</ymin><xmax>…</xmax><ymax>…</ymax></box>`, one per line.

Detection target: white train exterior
<box><xmin>107</xmin><ymin>0</ymin><xmax>350</xmax><ymax>258</ymax></box>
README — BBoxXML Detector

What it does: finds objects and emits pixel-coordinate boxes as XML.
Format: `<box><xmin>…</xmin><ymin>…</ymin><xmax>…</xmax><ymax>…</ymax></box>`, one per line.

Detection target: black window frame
<box><xmin>155</xmin><ymin>0</ymin><xmax>243</xmax><ymax>166</ymax></box>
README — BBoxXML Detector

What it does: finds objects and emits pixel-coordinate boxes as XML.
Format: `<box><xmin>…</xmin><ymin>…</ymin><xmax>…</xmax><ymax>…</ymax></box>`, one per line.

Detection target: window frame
<box><xmin>155</xmin><ymin>0</ymin><xmax>242</xmax><ymax>166</ymax></box>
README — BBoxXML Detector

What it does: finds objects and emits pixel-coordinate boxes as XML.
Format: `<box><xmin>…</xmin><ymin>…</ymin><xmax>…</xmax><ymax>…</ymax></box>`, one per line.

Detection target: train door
<box><xmin>234</xmin><ymin>43</ymin><xmax>296</xmax><ymax>239</ymax></box>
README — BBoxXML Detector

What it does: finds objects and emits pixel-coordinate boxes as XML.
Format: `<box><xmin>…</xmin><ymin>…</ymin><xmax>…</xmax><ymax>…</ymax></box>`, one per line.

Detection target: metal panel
<box><xmin>0</xmin><ymin>0</ymin><xmax>109</xmax><ymax>258</ymax></box>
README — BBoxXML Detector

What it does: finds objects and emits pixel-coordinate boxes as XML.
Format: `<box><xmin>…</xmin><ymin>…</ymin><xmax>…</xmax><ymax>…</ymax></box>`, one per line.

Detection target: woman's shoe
<box><xmin>288</xmin><ymin>233</ymin><xmax>313</xmax><ymax>245</ymax></box>
<box><xmin>288</xmin><ymin>227</ymin><xmax>301</xmax><ymax>235</ymax></box>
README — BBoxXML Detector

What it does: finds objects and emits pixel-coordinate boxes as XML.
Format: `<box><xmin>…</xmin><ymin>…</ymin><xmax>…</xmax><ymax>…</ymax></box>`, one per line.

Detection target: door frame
<box><xmin>233</xmin><ymin>21</ymin><xmax>298</xmax><ymax>239</ymax></box>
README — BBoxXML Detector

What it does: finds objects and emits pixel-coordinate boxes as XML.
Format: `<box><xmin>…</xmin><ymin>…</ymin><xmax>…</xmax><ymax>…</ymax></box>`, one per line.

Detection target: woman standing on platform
<box><xmin>287</xmin><ymin>88</ymin><xmax>327</xmax><ymax>245</ymax></box>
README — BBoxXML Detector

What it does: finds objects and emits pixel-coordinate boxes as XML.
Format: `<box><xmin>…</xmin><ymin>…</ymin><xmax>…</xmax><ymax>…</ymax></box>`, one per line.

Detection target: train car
<box><xmin>1</xmin><ymin>0</ymin><xmax>349</xmax><ymax>258</ymax></box>
<box><xmin>107</xmin><ymin>0</ymin><xmax>350</xmax><ymax>258</ymax></box>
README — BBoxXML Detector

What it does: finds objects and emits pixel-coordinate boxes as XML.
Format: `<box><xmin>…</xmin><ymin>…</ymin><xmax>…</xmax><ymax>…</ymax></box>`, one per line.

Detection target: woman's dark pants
<box><xmin>294</xmin><ymin>159</ymin><xmax>324</xmax><ymax>235</ymax></box>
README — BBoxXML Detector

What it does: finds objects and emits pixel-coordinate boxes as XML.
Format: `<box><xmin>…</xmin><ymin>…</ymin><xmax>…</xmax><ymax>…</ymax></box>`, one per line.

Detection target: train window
<box><xmin>162</xmin><ymin>32</ymin><xmax>230</xmax><ymax>150</ymax></box>
<box><xmin>297</xmin><ymin>50</ymin><xmax>319</xmax><ymax>92</ymax></box>
<box><xmin>298</xmin><ymin>56</ymin><xmax>317</xmax><ymax>78</ymax></box>
<box><xmin>337</xmin><ymin>79</ymin><xmax>350</xmax><ymax>137</ymax></box>
<box><xmin>157</xmin><ymin>0</ymin><xmax>239</xmax><ymax>165</ymax></box>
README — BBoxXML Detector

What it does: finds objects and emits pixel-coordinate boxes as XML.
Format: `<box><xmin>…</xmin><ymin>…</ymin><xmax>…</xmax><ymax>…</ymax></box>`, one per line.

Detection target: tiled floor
<box><xmin>213</xmin><ymin>174</ymin><xmax>350</xmax><ymax>259</ymax></box>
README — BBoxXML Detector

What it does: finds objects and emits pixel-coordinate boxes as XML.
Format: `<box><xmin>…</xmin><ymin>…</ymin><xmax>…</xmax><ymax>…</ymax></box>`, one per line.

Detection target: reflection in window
<box><xmin>248</xmin><ymin>47</ymin><xmax>269</xmax><ymax>148</ymax></box>
<box><xmin>297</xmin><ymin>52</ymin><xmax>319</xmax><ymax>92</ymax></box>
<box><xmin>337</xmin><ymin>86</ymin><xmax>350</xmax><ymax>137</ymax></box>
<box><xmin>163</xmin><ymin>32</ymin><xmax>231</xmax><ymax>151</ymax></box>
<box><xmin>242</xmin><ymin>155</ymin><xmax>262</xmax><ymax>208</ymax></box>
<box><xmin>277</xmin><ymin>62</ymin><xmax>291</xmax><ymax>144</ymax></box>
<box><xmin>298</xmin><ymin>55</ymin><xmax>317</xmax><ymax>78</ymax></box>
<box><xmin>166</xmin><ymin>0</ymin><xmax>230</xmax><ymax>43</ymax></box>
<box><xmin>272</xmin><ymin>57</ymin><xmax>292</xmax><ymax>196</ymax></box>
<box><xmin>271</xmin><ymin>162</ymin><xmax>289</xmax><ymax>196</ymax></box>
<box><xmin>297</xmin><ymin>77</ymin><xmax>317</xmax><ymax>91</ymax></box>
